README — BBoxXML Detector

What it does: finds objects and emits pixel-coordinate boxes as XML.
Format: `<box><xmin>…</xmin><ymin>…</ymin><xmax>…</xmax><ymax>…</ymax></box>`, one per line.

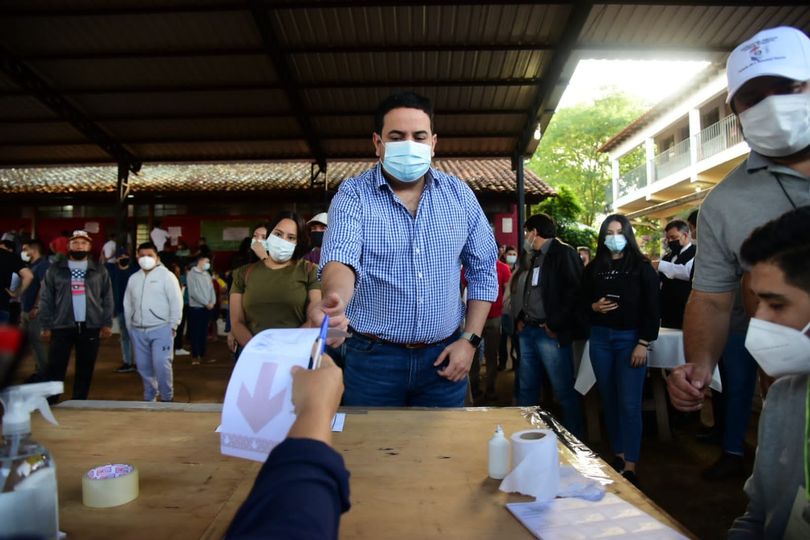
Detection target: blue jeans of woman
<box><xmin>589</xmin><ymin>325</ymin><xmax>646</xmax><ymax>463</ymax></box>
<box><xmin>517</xmin><ymin>325</ymin><xmax>584</xmax><ymax>439</ymax></box>
<box><xmin>342</xmin><ymin>332</ymin><xmax>466</xmax><ymax>407</ymax></box>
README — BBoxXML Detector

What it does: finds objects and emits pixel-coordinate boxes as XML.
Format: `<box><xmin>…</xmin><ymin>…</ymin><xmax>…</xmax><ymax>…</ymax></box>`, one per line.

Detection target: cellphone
<box><xmin>605</xmin><ymin>294</ymin><xmax>621</xmax><ymax>304</ymax></box>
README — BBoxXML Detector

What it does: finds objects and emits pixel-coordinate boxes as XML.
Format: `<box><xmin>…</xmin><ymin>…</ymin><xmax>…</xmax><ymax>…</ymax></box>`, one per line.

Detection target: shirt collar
<box><xmin>746</xmin><ymin>151</ymin><xmax>810</xmax><ymax>180</ymax></box>
<box><xmin>373</xmin><ymin>162</ymin><xmax>439</xmax><ymax>190</ymax></box>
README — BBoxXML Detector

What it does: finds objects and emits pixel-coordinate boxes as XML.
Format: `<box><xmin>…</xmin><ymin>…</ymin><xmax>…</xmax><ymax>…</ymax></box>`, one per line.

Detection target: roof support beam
<box><xmin>0</xmin><ymin>47</ymin><xmax>141</xmax><ymax>173</ymax></box>
<box><xmin>514</xmin><ymin>0</ymin><xmax>593</xmax><ymax>166</ymax></box>
<box><xmin>248</xmin><ymin>0</ymin><xmax>326</xmax><ymax>170</ymax></box>
<box><xmin>0</xmin><ymin>78</ymin><xmax>544</xmax><ymax>97</ymax></box>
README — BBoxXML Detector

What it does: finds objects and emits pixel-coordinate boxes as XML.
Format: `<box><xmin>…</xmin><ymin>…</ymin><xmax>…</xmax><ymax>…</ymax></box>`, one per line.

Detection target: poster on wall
<box><xmin>84</xmin><ymin>222</ymin><xmax>100</xmax><ymax>234</ymax></box>
<box><xmin>502</xmin><ymin>217</ymin><xmax>513</xmax><ymax>234</ymax></box>
<box><xmin>201</xmin><ymin>220</ymin><xmax>256</xmax><ymax>250</ymax></box>
<box><xmin>168</xmin><ymin>226</ymin><xmax>183</xmax><ymax>246</ymax></box>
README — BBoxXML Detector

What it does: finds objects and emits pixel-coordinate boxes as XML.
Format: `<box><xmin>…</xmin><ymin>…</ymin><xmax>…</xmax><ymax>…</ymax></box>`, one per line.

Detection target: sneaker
<box><xmin>174</xmin><ymin>348</ymin><xmax>190</xmax><ymax>356</ymax></box>
<box><xmin>622</xmin><ymin>470</ymin><xmax>640</xmax><ymax>488</ymax></box>
<box><xmin>191</xmin><ymin>358</ymin><xmax>200</xmax><ymax>366</ymax></box>
<box><xmin>115</xmin><ymin>364</ymin><xmax>136</xmax><ymax>373</ymax></box>
<box><xmin>701</xmin><ymin>453</ymin><xmax>745</xmax><ymax>481</ymax></box>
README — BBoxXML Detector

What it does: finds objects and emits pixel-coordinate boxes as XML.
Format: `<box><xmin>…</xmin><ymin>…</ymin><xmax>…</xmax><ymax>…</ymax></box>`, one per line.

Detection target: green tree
<box><xmin>531</xmin><ymin>185</ymin><xmax>597</xmax><ymax>250</ymax></box>
<box><xmin>528</xmin><ymin>92</ymin><xmax>648</xmax><ymax>227</ymax></box>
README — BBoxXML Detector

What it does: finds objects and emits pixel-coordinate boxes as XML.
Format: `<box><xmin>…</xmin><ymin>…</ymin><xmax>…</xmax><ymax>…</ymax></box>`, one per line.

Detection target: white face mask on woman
<box><xmin>266</xmin><ymin>234</ymin><xmax>295</xmax><ymax>263</ymax></box>
<box><xmin>745</xmin><ymin>318</ymin><xmax>810</xmax><ymax>378</ymax></box>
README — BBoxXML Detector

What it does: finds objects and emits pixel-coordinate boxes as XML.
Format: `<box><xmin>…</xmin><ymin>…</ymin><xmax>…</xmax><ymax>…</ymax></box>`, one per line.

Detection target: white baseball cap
<box><xmin>726</xmin><ymin>26</ymin><xmax>810</xmax><ymax>104</ymax></box>
<box><xmin>307</xmin><ymin>212</ymin><xmax>328</xmax><ymax>227</ymax></box>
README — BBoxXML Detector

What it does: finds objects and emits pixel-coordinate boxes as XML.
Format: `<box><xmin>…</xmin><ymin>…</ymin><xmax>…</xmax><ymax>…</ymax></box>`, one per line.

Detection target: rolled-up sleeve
<box><xmin>319</xmin><ymin>183</ymin><xmax>363</xmax><ymax>281</ymax></box>
<box><xmin>458</xmin><ymin>185</ymin><xmax>498</xmax><ymax>303</ymax></box>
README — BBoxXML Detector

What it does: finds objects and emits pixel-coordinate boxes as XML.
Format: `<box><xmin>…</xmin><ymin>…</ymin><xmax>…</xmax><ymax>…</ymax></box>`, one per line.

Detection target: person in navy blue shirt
<box><xmin>109</xmin><ymin>249</ymin><xmax>139</xmax><ymax>373</ymax></box>
<box><xmin>312</xmin><ymin>91</ymin><xmax>498</xmax><ymax>407</ymax></box>
<box><xmin>20</xmin><ymin>239</ymin><xmax>49</xmax><ymax>378</ymax></box>
<box><xmin>226</xmin><ymin>355</ymin><xmax>350</xmax><ymax>539</ymax></box>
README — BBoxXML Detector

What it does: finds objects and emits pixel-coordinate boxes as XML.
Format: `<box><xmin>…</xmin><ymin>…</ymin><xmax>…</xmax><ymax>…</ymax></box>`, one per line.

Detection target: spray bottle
<box><xmin>0</xmin><ymin>381</ymin><xmax>64</xmax><ymax>539</ymax></box>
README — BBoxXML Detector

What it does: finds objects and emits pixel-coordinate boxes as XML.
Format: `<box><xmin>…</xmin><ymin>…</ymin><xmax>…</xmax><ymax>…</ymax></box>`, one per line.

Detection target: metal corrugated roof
<box><xmin>0</xmin><ymin>1</ymin><xmax>808</xmax><ymax>171</ymax></box>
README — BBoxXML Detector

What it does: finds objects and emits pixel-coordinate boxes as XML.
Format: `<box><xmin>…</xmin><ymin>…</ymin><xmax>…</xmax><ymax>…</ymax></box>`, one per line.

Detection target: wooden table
<box><xmin>34</xmin><ymin>401</ymin><xmax>692</xmax><ymax>539</ymax></box>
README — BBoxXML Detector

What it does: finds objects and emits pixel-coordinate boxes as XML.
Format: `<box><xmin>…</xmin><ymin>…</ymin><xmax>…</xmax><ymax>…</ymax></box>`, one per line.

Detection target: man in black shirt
<box><xmin>516</xmin><ymin>213</ymin><xmax>585</xmax><ymax>439</ymax></box>
<box><xmin>0</xmin><ymin>240</ymin><xmax>33</xmax><ymax>325</ymax></box>
<box><xmin>658</xmin><ymin>219</ymin><xmax>696</xmax><ymax>329</ymax></box>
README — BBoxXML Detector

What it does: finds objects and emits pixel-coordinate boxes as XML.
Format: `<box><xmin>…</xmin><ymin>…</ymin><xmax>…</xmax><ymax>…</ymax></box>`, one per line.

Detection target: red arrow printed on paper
<box><xmin>237</xmin><ymin>362</ymin><xmax>288</xmax><ymax>433</ymax></box>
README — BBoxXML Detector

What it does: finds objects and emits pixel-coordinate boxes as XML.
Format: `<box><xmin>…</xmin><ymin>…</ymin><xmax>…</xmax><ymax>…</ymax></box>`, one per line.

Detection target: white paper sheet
<box><xmin>331</xmin><ymin>413</ymin><xmax>346</xmax><ymax>432</ymax></box>
<box><xmin>506</xmin><ymin>493</ymin><xmax>689</xmax><ymax>540</ymax></box>
<box><xmin>220</xmin><ymin>328</ymin><xmax>319</xmax><ymax>462</ymax></box>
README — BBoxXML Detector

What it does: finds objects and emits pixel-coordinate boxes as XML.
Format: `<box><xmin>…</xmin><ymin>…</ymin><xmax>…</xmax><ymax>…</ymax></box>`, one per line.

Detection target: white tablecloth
<box><xmin>574</xmin><ymin>328</ymin><xmax>722</xmax><ymax>394</ymax></box>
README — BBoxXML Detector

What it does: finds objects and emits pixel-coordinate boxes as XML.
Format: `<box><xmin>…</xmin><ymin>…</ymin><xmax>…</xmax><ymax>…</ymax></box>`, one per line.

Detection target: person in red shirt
<box><xmin>49</xmin><ymin>230</ymin><xmax>70</xmax><ymax>261</ymax></box>
<box><xmin>463</xmin><ymin>259</ymin><xmax>511</xmax><ymax>403</ymax></box>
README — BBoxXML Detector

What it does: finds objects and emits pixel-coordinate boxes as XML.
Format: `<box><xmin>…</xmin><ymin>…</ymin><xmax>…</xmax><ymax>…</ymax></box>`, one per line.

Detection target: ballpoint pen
<box><xmin>308</xmin><ymin>314</ymin><xmax>330</xmax><ymax>370</ymax></box>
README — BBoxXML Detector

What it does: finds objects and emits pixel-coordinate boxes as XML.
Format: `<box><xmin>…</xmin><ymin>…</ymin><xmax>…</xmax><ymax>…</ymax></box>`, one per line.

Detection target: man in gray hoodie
<box><xmin>124</xmin><ymin>242</ymin><xmax>183</xmax><ymax>402</ymax></box>
<box><xmin>728</xmin><ymin>207</ymin><xmax>810</xmax><ymax>539</ymax></box>
<box><xmin>186</xmin><ymin>255</ymin><xmax>216</xmax><ymax>365</ymax></box>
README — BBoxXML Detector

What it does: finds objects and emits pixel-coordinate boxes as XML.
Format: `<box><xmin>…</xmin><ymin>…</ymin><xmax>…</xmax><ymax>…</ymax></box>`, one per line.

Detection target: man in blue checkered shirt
<box><xmin>312</xmin><ymin>92</ymin><xmax>499</xmax><ymax>407</ymax></box>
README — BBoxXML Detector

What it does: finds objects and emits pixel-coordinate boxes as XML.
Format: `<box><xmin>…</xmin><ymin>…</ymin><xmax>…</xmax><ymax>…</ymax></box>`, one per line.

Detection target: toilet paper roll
<box><xmin>499</xmin><ymin>429</ymin><xmax>560</xmax><ymax>502</ymax></box>
<box><xmin>82</xmin><ymin>464</ymin><xmax>139</xmax><ymax>508</ymax></box>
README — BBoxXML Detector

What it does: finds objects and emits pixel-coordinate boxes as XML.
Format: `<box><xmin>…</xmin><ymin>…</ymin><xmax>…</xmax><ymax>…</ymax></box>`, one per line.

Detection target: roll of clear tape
<box><xmin>82</xmin><ymin>464</ymin><xmax>139</xmax><ymax>508</ymax></box>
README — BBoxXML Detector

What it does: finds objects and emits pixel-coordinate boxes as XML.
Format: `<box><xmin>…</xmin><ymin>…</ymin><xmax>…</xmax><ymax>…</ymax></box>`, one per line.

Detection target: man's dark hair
<box><xmin>373</xmin><ymin>92</ymin><xmax>434</xmax><ymax>135</ymax></box>
<box><xmin>137</xmin><ymin>241</ymin><xmax>158</xmax><ymax>253</ymax></box>
<box><xmin>524</xmin><ymin>213</ymin><xmax>557</xmax><ymax>239</ymax></box>
<box><xmin>23</xmin><ymin>239</ymin><xmax>44</xmax><ymax>254</ymax></box>
<box><xmin>665</xmin><ymin>219</ymin><xmax>689</xmax><ymax>234</ymax></box>
<box><xmin>740</xmin><ymin>206</ymin><xmax>810</xmax><ymax>293</ymax></box>
<box><xmin>687</xmin><ymin>209</ymin><xmax>699</xmax><ymax>228</ymax></box>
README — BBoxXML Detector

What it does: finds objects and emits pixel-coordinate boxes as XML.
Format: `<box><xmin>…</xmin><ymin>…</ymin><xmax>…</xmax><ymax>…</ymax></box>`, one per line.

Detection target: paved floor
<box><xmin>19</xmin><ymin>335</ymin><xmax>755</xmax><ymax>539</ymax></box>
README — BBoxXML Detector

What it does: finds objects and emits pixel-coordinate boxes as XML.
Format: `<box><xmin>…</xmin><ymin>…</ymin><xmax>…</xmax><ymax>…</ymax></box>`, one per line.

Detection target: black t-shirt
<box><xmin>0</xmin><ymin>250</ymin><xmax>25</xmax><ymax>311</ymax></box>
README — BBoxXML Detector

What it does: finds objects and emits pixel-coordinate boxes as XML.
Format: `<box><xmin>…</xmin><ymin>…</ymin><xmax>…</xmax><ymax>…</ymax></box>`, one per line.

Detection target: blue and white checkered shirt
<box><xmin>320</xmin><ymin>163</ymin><xmax>498</xmax><ymax>343</ymax></box>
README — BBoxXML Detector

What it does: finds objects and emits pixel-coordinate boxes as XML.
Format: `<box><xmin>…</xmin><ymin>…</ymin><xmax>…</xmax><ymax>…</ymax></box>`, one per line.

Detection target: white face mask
<box><xmin>505</xmin><ymin>255</ymin><xmax>517</xmax><ymax>265</ymax></box>
<box><xmin>266</xmin><ymin>234</ymin><xmax>295</xmax><ymax>263</ymax></box>
<box><xmin>20</xmin><ymin>252</ymin><xmax>30</xmax><ymax>262</ymax></box>
<box><xmin>738</xmin><ymin>93</ymin><xmax>810</xmax><ymax>157</ymax></box>
<box><xmin>381</xmin><ymin>140</ymin><xmax>432</xmax><ymax>183</ymax></box>
<box><xmin>202</xmin><ymin>262</ymin><xmax>211</xmax><ymax>271</ymax></box>
<box><xmin>745</xmin><ymin>318</ymin><xmax>810</xmax><ymax>378</ymax></box>
<box><xmin>138</xmin><ymin>256</ymin><xmax>157</xmax><ymax>271</ymax></box>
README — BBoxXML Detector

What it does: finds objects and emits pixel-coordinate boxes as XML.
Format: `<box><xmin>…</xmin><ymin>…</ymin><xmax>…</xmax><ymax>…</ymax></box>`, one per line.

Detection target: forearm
<box><xmin>288</xmin><ymin>408</ymin><xmax>334</xmax><ymax>446</ymax></box>
<box><xmin>464</xmin><ymin>300</ymin><xmax>491</xmax><ymax>336</ymax></box>
<box><xmin>321</xmin><ymin>262</ymin><xmax>356</xmax><ymax>307</ymax></box>
<box><xmin>683</xmin><ymin>290</ymin><xmax>734</xmax><ymax>370</ymax></box>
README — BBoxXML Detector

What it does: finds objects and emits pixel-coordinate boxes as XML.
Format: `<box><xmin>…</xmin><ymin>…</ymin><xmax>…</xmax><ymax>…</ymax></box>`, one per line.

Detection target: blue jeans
<box><xmin>116</xmin><ymin>313</ymin><xmax>133</xmax><ymax>366</ymax></box>
<box><xmin>719</xmin><ymin>332</ymin><xmax>758</xmax><ymax>456</ymax></box>
<box><xmin>188</xmin><ymin>307</ymin><xmax>210</xmax><ymax>358</ymax></box>
<box><xmin>589</xmin><ymin>326</ymin><xmax>646</xmax><ymax>463</ymax></box>
<box><xmin>342</xmin><ymin>332</ymin><xmax>466</xmax><ymax>407</ymax></box>
<box><xmin>517</xmin><ymin>325</ymin><xmax>584</xmax><ymax>439</ymax></box>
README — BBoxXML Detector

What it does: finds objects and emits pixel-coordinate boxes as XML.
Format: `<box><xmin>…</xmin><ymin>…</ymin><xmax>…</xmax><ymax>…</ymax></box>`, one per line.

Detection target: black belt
<box><xmin>353</xmin><ymin>330</ymin><xmax>455</xmax><ymax>350</ymax></box>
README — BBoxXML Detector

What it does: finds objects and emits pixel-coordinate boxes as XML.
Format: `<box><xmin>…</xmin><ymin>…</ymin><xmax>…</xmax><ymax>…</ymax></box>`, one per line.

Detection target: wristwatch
<box><xmin>460</xmin><ymin>331</ymin><xmax>482</xmax><ymax>348</ymax></box>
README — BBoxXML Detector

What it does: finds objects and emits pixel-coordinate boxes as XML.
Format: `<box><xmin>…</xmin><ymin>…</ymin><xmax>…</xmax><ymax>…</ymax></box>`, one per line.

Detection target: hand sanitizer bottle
<box><xmin>488</xmin><ymin>424</ymin><xmax>510</xmax><ymax>479</ymax></box>
<box><xmin>0</xmin><ymin>381</ymin><xmax>64</xmax><ymax>540</ymax></box>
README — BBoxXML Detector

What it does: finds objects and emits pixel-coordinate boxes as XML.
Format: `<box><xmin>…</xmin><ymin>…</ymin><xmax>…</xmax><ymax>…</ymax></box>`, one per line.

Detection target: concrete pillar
<box><xmin>645</xmin><ymin>138</ymin><xmax>656</xmax><ymax>185</ymax></box>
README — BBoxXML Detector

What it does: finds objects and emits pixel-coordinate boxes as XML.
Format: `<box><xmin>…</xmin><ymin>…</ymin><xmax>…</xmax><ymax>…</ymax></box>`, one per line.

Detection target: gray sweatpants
<box><xmin>130</xmin><ymin>324</ymin><xmax>174</xmax><ymax>401</ymax></box>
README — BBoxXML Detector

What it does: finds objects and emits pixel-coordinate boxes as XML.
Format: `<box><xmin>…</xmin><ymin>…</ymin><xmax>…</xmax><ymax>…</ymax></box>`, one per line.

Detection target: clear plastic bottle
<box><xmin>0</xmin><ymin>381</ymin><xmax>63</xmax><ymax>540</ymax></box>
<box><xmin>488</xmin><ymin>424</ymin><xmax>510</xmax><ymax>479</ymax></box>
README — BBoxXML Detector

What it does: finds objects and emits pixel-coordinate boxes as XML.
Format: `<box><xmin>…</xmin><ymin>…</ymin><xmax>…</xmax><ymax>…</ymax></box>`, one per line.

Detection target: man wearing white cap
<box><xmin>39</xmin><ymin>230</ymin><xmax>114</xmax><ymax>400</ymax></box>
<box><xmin>668</xmin><ymin>26</ymin><xmax>810</xmax><ymax>477</ymax></box>
<box><xmin>303</xmin><ymin>212</ymin><xmax>328</xmax><ymax>265</ymax></box>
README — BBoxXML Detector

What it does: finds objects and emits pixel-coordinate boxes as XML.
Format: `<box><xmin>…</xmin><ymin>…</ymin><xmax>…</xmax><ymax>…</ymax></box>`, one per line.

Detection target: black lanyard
<box><xmin>773</xmin><ymin>173</ymin><xmax>798</xmax><ymax>210</ymax></box>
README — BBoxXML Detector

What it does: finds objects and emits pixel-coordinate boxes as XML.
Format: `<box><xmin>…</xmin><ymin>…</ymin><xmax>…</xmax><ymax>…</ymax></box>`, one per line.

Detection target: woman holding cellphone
<box><xmin>581</xmin><ymin>214</ymin><xmax>659</xmax><ymax>486</ymax></box>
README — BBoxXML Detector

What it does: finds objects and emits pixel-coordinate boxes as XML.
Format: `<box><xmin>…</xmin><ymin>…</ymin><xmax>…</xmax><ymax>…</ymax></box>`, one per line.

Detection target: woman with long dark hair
<box><xmin>581</xmin><ymin>214</ymin><xmax>659</xmax><ymax>486</ymax></box>
<box><xmin>229</xmin><ymin>213</ymin><xmax>321</xmax><ymax>354</ymax></box>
